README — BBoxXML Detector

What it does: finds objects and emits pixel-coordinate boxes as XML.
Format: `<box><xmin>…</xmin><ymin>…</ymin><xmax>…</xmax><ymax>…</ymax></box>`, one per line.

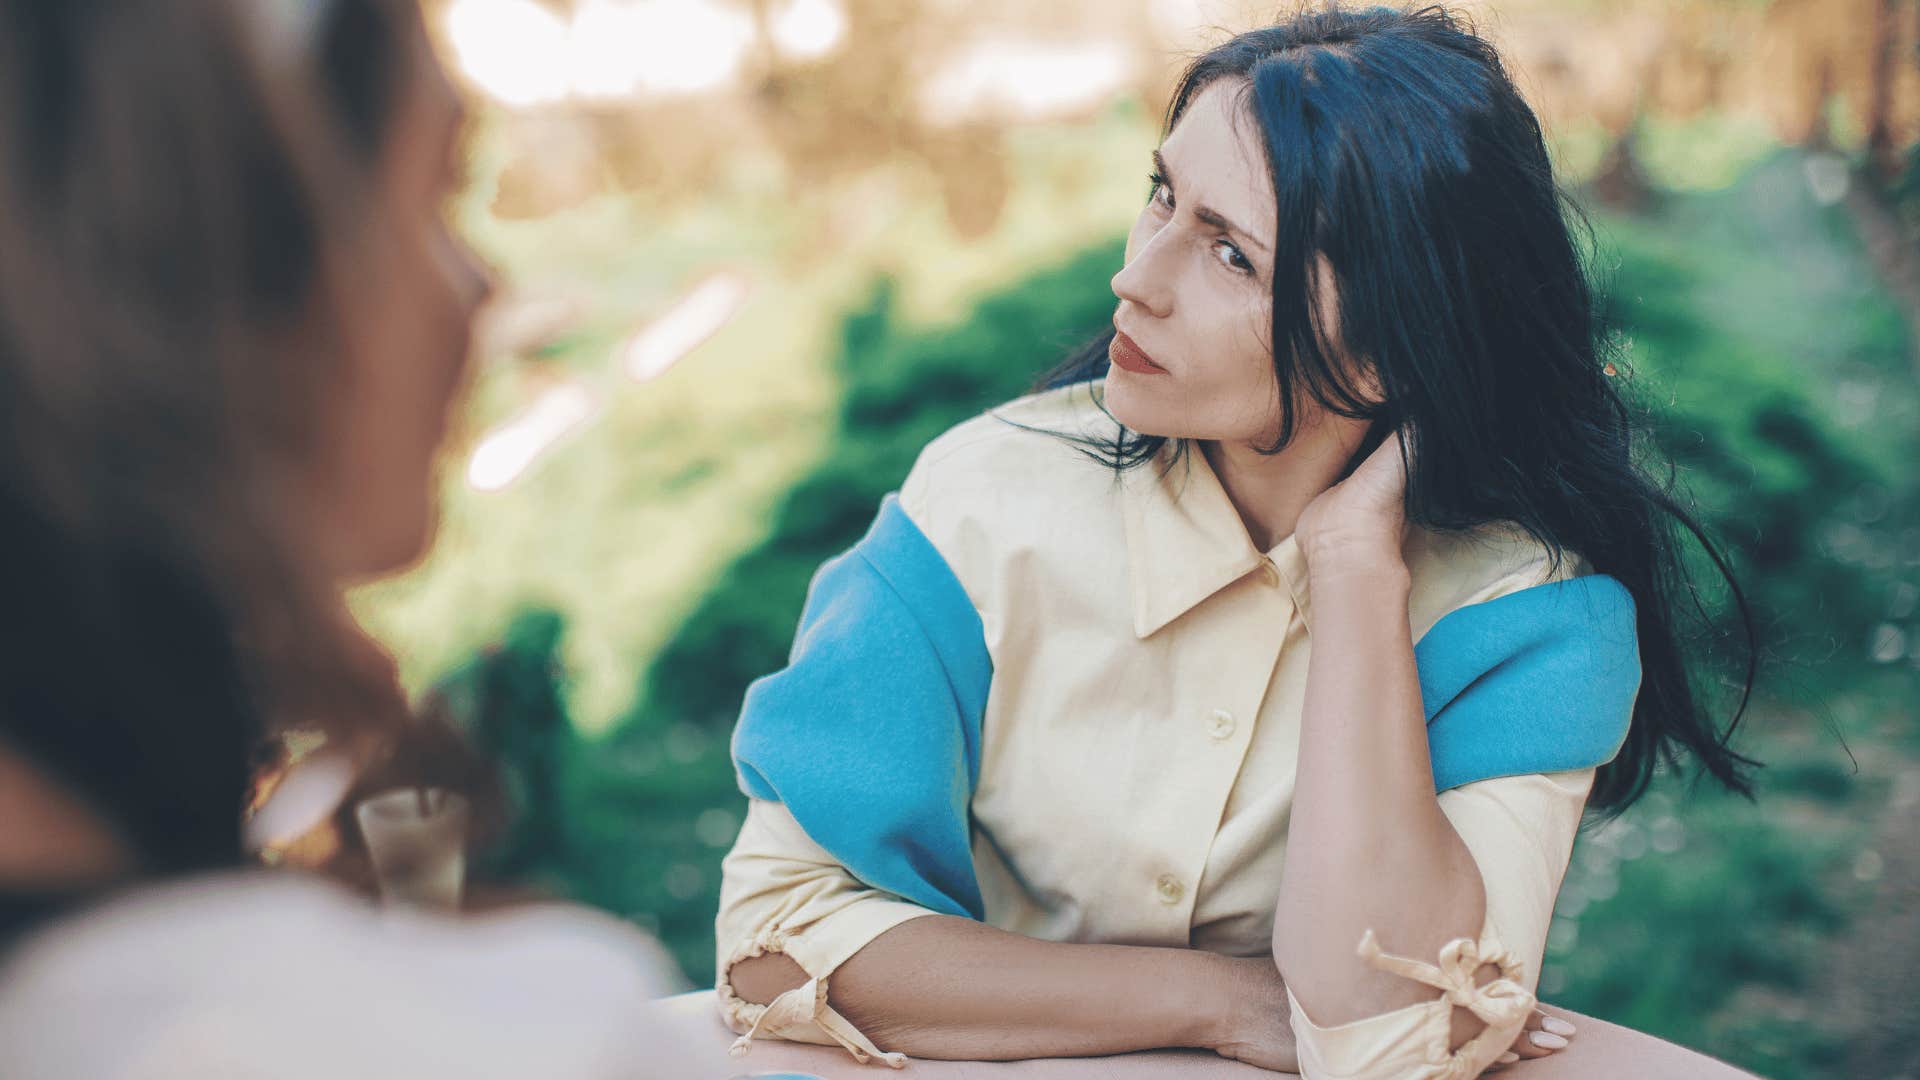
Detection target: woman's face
<box><xmin>1104</xmin><ymin>79</ymin><xmax>1332</xmax><ymax>447</ymax></box>
<box><xmin>308</xmin><ymin>31</ymin><xmax>492</xmax><ymax>581</ymax></box>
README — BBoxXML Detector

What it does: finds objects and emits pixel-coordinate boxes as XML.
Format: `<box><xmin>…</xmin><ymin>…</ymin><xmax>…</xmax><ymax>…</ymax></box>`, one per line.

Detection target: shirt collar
<box><xmin>1120</xmin><ymin>442</ymin><xmax>1313</xmax><ymax>638</ymax></box>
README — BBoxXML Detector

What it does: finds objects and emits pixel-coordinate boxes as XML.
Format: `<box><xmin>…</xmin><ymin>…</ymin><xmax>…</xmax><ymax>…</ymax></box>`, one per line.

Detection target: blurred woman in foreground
<box><xmin>0</xmin><ymin>2</ymin><xmax>693</xmax><ymax>1074</ymax></box>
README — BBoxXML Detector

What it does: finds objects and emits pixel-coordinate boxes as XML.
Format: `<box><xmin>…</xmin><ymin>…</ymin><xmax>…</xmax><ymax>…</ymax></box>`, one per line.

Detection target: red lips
<box><xmin>1109</xmin><ymin>329</ymin><xmax>1168</xmax><ymax>375</ymax></box>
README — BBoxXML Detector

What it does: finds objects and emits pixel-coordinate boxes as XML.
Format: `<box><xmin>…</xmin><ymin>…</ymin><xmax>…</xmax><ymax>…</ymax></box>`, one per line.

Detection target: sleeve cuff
<box><xmin>717</xmin><ymin>901</ymin><xmax>938</xmax><ymax>1068</ymax></box>
<box><xmin>1288</xmin><ymin>929</ymin><xmax>1537</xmax><ymax>1080</ymax></box>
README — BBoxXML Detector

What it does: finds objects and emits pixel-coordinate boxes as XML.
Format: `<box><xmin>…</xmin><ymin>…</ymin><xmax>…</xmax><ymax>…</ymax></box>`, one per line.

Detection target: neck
<box><xmin>1200</xmin><ymin>417</ymin><xmax>1367</xmax><ymax>552</ymax></box>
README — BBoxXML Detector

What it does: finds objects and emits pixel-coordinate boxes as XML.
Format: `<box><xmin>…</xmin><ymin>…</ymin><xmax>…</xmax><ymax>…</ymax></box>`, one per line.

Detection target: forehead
<box><xmin>1161</xmin><ymin>79</ymin><xmax>1275</xmax><ymax>227</ymax></box>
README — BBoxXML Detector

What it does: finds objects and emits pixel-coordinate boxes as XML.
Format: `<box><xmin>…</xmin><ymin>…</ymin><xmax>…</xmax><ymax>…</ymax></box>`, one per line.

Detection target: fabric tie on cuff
<box><xmin>1355</xmin><ymin>927</ymin><xmax>1538</xmax><ymax>1079</ymax></box>
<box><xmin>728</xmin><ymin>977</ymin><xmax>908</xmax><ymax>1069</ymax></box>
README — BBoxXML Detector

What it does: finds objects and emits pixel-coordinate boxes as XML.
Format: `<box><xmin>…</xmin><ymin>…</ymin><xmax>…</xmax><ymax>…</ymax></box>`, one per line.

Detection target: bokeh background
<box><xmin>353</xmin><ymin>2</ymin><xmax>1920</xmax><ymax>1075</ymax></box>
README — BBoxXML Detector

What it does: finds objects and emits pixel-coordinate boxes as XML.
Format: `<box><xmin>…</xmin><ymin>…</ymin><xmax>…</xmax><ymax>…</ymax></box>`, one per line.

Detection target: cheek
<box><xmin>400</xmin><ymin>230</ymin><xmax>480</xmax><ymax>417</ymax></box>
<box><xmin>1239</xmin><ymin>298</ymin><xmax>1273</xmax><ymax>375</ymax></box>
<box><xmin>339</xmin><ymin>251</ymin><xmax>468</xmax><ymax>478</ymax></box>
<box><xmin>1193</xmin><ymin>288</ymin><xmax>1282</xmax><ymax>433</ymax></box>
<box><xmin>1191</xmin><ymin>280</ymin><xmax>1273</xmax><ymax>383</ymax></box>
<box><xmin>303</xmin><ymin>212</ymin><xmax>482</xmax><ymax>575</ymax></box>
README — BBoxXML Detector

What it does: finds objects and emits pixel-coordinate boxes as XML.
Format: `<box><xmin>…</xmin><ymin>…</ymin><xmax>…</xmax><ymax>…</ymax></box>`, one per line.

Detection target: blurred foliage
<box><xmin>429</xmin><ymin>608</ymin><xmax>573</xmax><ymax>882</ymax></box>
<box><xmin>1535</xmin><ymin>152</ymin><xmax>1920</xmax><ymax>1078</ymax></box>
<box><xmin>420</xmin><ymin>143</ymin><xmax>1918</xmax><ymax>1075</ymax></box>
<box><xmin>1594</xmin><ymin>160</ymin><xmax>1909</xmax><ymax>678</ymax></box>
<box><xmin>354</xmin><ymin>101</ymin><xmax>1151</xmax><ymax>733</ymax></box>
<box><xmin>635</xmin><ymin>241</ymin><xmax>1124</xmax><ymax>732</ymax></box>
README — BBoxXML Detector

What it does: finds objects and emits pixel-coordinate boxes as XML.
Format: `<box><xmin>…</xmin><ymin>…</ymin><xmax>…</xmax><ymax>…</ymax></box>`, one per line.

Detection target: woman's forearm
<box><xmin>1273</xmin><ymin>556</ymin><xmax>1491</xmax><ymax>1027</ymax></box>
<box><xmin>729</xmin><ymin>914</ymin><xmax>1287</xmax><ymax>1063</ymax></box>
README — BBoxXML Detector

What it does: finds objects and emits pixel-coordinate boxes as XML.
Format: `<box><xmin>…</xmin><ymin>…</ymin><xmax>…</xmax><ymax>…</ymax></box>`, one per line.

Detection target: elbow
<box><xmin>1275</xmin><ymin>859</ymin><xmax>1491</xmax><ymax>1023</ymax></box>
<box><xmin>1284</xmin><ymin>930</ymin><xmax>1537</xmax><ymax>1080</ymax></box>
<box><xmin>728</xmin><ymin>951</ymin><xmax>811</xmax><ymax>1007</ymax></box>
<box><xmin>1273</xmin><ymin>904</ymin><xmax>1493</xmax><ymax>1028</ymax></box>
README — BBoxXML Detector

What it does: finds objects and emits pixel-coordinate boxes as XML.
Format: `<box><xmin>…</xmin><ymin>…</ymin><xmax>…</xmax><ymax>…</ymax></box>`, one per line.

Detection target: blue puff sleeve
<box><xmin>730</xmin><ymin>494</ymin><xmax>992</xmax><ymax>919</ymax></box>
<box><xmin>1416</xmin><ymin>573</ymin><xmax>1641</xmax><ymax>793</ymax></box>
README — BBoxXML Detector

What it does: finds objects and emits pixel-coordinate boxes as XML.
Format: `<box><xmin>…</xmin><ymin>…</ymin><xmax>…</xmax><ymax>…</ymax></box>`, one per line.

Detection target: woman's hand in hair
<box><xmin>1295</xmin><ymin>422</ymin><xmax>1412</xmax><ymax>577</ymax></box>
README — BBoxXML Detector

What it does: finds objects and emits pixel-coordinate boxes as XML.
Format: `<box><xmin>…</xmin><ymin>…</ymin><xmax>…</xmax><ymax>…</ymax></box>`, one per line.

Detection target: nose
<box><xmin>1110</xmin><ymin>227</ymin><xmax>1175</xmax><ymax>320</ymax></box>
<box><xmin>436</xmin><ymin>225</ymin><xmax>496</xmax><ymax>315</ymax></box>
<box><xmin>458</xmin><ymin>237</ymin><xmax>497</xmax><ymax>313</ymax></box>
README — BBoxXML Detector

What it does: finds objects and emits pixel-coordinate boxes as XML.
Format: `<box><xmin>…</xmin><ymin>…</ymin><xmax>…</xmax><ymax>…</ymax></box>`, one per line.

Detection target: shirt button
<box><xmin>1155</xmin><ymin>874</ymin><xmax>1185</xmax><ymax>905</ymax></box>
<box><xmin>1258</xmin><ymin>559</ymin><xmax>1282</xmax><ymax>588</ymax></box>
<box><xmin>1206</xmin><ymin>708</ymin><xmax>1236</xmax><ymax>740</ymax></box>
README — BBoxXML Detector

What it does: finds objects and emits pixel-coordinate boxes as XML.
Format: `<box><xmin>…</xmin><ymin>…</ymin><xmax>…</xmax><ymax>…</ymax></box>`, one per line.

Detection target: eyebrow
<box><xmin>1153</xmin><ymin>149</ymin><xmax>1272</xmax><ymax>256</ymax></box>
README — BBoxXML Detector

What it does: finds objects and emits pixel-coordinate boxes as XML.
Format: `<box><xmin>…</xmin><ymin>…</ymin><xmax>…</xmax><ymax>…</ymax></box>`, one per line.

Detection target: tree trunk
<box><xmin>1591</xmin><ymin>123</ymin><xmax>1657</xmax><ymax>213</ymax></box>
<box><xmin>1864</xmin><ymin>0</ymin><xmax>1901</xmax><ymax>181</ymax></box>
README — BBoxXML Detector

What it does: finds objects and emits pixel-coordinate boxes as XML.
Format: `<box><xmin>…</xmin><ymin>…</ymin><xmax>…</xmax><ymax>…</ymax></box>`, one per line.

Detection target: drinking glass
<box><xmin>354</xmin><ymin>787</ymin><xmax>469</xmax><ymax>910</ymax></box>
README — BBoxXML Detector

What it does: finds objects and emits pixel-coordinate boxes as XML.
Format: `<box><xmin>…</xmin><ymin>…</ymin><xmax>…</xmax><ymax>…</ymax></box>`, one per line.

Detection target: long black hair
<box><xmin>1042</xmin><ymin>3</ymin><xmax>1759</xmax><ymax>814</ymax></box>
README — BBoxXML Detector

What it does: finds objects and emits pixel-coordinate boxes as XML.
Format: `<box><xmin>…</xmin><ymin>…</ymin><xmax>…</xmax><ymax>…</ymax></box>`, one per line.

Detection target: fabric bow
<box><xmin>1355</xmin><ymin>927</ymin><xmax>1539</xmax><ymax>1079</ymax></box>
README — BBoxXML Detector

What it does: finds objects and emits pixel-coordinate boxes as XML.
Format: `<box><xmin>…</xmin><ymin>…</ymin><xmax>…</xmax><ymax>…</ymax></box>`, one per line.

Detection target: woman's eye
<box><xmin>1147</xmin><ymin>172</ymin><xmax>1173</xmax><ymax>210</ymax></box>
<box><xmin>1214</xmin><ymin>239</ymin><xmax>1254</xmax><ymax>275</ymax></box>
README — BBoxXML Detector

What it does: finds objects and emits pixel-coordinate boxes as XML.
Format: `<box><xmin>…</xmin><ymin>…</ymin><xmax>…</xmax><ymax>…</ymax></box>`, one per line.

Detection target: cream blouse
<box><xmin>716</xmin><ymin>383</ymin><xmax>1616</xmax><ymax>1078</ymax></box>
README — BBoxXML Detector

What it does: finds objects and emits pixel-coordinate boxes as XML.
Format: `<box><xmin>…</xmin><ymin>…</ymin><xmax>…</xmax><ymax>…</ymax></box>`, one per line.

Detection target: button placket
<box><xmin>1134</xmin><ymin>576</ymin><xmax>1293</xmax><ymax>940</ymax></box>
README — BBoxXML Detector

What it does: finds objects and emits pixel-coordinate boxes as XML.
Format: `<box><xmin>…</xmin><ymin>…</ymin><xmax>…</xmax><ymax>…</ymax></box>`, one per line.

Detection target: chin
<box><xmin>342</xmin><ymin>510</ymin><xmax>438</xmax><ymax>584</ymax></box>
<box><xmin>385</xmin><ymin>510</ymin><xmax>441</xmax><ymax>574</ymax></box>
<box><xmin>1102</xmin><ymin>366</ymin><xmax>1181</xmax><ymax>439</ymax></box>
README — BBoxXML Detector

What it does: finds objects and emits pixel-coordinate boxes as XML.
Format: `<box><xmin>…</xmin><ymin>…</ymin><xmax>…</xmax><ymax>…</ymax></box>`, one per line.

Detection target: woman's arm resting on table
<box><xmin>1277</xmin><ymin>767</ymin><xmax>1596</xmax><ymax>1076</ymax></box>
<box><xmin>731</xmin><ymin>914</ymin><xmax>1298</xmax><ymax>1070</ymax></box>
<box><xmin>1276</xmin><ymin>557</ymin><xmax>1492</xmax><ymax>1022</ymax></box>
<box><xmin>721</xmin><ymin>799</ymin><xmax>1296</xmax><ymax>1070</ymax></box>
<box><xmin>1275</xmin><ymin>553</ymin><xmax>1597</xmax><ymax>1076</ymax></box>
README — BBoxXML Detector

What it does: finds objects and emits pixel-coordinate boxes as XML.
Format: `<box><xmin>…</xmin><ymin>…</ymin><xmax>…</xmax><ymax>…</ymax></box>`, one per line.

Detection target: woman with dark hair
<box><xmin>717</xmin><ymin>6</ymin><xmax>1758</xmax><ymax>1078</ymax></box>
<box><xmin>0</xmin><ymin>2</ymin><xmax>693</xmax><ymax>1074</ymax></box>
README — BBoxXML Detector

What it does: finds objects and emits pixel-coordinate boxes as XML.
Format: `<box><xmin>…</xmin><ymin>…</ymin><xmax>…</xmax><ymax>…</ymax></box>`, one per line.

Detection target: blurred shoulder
<box><xmin>0</xmin><ymin>872</ymin><xmax>692</xmax><ymax>1079</ymax></box>
<box><xmin>0</xmin><ymin>871</ymin><xmax>676</xmax><ymax>994</ymax></box>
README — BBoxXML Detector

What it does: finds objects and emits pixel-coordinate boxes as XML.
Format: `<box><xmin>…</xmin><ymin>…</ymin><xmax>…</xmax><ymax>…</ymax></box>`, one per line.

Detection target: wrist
<box><xmin>1300</xmin><ymin>525</ymin><xmax>1406</xmax><ymax>579</ymax></box>
<box><xmin>1187</xmin><ymin>952</ymin><xmax>1286</xmax><ymax>1051</ymax></box>
<box><xmin>1305</xmin><ymin>557</ymin><xmax>1409</xmax><ymax>639</ymax></box>
<box><xmin>1306</xmin><ymin>549</ymin><xmax>1410</xmax><ymax>591</ymax></box>
<box><xmin>1173</xmin><ymin>950</ymin><xmax>1239</xmax><ymax>1049</ymax></box>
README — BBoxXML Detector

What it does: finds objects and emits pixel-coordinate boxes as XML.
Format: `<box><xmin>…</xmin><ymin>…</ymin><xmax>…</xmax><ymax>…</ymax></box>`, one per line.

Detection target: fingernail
<box><xmin>1497</xmin><ymin>1051</ymin><xmax>1520</xmax><ymax>1064</ymax></box>
<box><xmin>1542</xmin><ymin>1016</ymin><xmax>1577</xmax><ymax>1037</ymax></box>
<box><xmin>1530</xmin><ymin>1030</ymin><xmax>1569</xmax><ymax>1050</ymax></box>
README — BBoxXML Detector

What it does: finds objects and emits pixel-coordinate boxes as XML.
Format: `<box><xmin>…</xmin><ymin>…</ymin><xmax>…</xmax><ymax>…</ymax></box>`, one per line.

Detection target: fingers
<box><xmin>1490</xmin><ymin>1009</ymin><xmax>1577</xmax><ymax>1067</ymax></box>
